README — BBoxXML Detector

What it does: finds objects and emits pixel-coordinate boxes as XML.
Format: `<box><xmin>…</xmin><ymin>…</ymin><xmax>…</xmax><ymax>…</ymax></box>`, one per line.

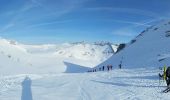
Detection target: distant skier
<box><xmin>119</xmin><ymin>64</ymin><xmax>122</xmax><ymax>69</ymax></box>
<box><xmin>102</xmin><ymin>66</ymin><xmax>105</xmax><ymax>71</ymax></box>
<box><xmin>119</xmin><ymin>57</ymin><xmax>123</xmax><ymax>69</ymax></box>
<box><xmin>110</xmin><ymin>65</ymin><xmax>113</xmax><ymax>70</ymax></box>
<box><xmin>107</xmin><ymin>65</ymin><xmax>110</xmax><ymax>71</ymax></box>
<box><xmin>87</xmin><ymin>70</ymin><xmax>91</xmax><ymax>72</ymax></box>
<box><xmin>99</xmin><ymin>68</ymin><xmax>101</xmax><ymax>71</ymax></box>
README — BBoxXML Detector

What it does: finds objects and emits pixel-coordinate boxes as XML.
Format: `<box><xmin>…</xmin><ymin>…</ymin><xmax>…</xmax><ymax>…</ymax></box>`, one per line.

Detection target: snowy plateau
<box><xmin>1</xmin><ymin>19</ymin><xmax>170</xmax><ymax>100</ymax></box>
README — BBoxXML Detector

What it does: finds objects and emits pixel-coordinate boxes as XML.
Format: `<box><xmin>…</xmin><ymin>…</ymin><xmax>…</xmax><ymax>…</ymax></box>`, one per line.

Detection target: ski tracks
<box><xmin>78</xmin><ymin>75</ymin><xmax>92</xmax><ymax>100</ymax></box>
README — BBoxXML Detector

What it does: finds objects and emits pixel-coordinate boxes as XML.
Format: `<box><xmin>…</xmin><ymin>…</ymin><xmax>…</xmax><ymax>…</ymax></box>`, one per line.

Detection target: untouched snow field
<box><xmin>0</xmin><ymin>68</ymin><xmax>170</xmax><ymax>100</ymax></box>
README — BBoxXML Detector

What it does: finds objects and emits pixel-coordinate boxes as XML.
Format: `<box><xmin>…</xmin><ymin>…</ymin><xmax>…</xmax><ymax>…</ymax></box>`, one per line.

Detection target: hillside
<box><xmin>96</xmin><ymin>19</ymin><xmax>170</xmax><ymax>69</ymax></box>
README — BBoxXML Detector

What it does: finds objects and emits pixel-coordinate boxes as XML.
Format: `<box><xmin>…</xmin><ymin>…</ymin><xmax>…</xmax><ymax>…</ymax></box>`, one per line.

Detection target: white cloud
<box><xmin>86</xmin><ymin>7</ymin><xmax>162</xmax><ymax>19</ymax></box>
<box><xmin>0</xmin><ymin>23</ymin><xmax>15</xmax><ymax>33</ymax></box>
<box><xmin>111</xmin><ymin>28</ymin><xmax>136</xmax><ymax>37</ymax></box>
<box><xmin>28</xmin><ymin>20</ymin><xmax>72</xmax><ymax>28</ymax></box>
<box><xmin>111</xmin><ymin>19</ymin><xmax>151</xmax><ymax>27</ymax></box>
<box><xmin>0</xmin><ymin>0</ymin><xmax>90</xmax><ymax>33</ymax></box>
<box><xmin>29</xmin><ymin>0</ymin><xmax>90</xmax><ymax>18</ymax></box>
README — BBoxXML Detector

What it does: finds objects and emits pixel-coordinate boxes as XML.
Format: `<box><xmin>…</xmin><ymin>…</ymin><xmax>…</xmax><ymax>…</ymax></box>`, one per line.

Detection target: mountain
<box><xmin>0</xmin><ymin>39</ymin><xmax>118</xmax><ymax>74</ymax></box>
<box><xmin>96</xmin><ymin>19</ymin><xmax>170</xmax><ymax>69</ymax></box>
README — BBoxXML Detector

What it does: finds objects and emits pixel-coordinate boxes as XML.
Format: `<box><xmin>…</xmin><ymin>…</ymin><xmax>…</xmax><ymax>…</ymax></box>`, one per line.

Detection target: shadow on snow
<box><xmin>91</xmin><ymin>74</ymin><xmax>164</xmax><ymax>88</ymax></box>
<box><xmin>21</xmin><ymin>77</ymin><xmax>33</xmax><ymax>100</ymax></box>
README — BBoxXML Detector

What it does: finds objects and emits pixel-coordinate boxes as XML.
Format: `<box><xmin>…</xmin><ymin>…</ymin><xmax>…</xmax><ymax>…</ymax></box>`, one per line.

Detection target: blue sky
<box><xmin>0</xmin><ymin>0</ymin><xmax>170</xmax><ymax>44</ymax></box>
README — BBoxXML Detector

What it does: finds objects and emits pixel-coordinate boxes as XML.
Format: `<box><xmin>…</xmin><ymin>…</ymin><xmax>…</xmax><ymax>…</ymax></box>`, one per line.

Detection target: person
<box><xmin>107</xmin><ymin>65</ymin><xmax>110</xmax><ymax>71</ymax></box>
<box><xmin>166</xmin><ymin>67</ymin><xmax>170</xmax><ymax>87</ymax></box>
<box><xmin>159</xmin><ymin>65</ymin><xmax>167</xmax><ymax>80</ymax></box>
<box><xmin>119</xmin><ymin>64</ymin><xmax>122</xmax><ymax>69</ymax></box>
<box><xmin>110</xmin><ymin>65</ymin><xmax>113</xmax><ymax>70</ymax></box>
<box><xmin>102</xmin><ymin>66</ymin><xmax>105</xmax><ymax>71</ymax></box>
<box><xmin>159</xmin><ymin>66</ymin><xmax>170</xmax><ymax>87</ymax></box>
<box><xmin>99</xmin><ymin>68</ymin><xmax>101</xmax><ymax>71</ymax></box>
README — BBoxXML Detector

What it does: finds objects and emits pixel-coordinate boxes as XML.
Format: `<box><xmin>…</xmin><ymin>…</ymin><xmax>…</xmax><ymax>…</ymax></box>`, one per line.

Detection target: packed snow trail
<box><xmin>0</xmin><ymin>68</ymin><xmax>170</xmax><ymax>100</ymax></box>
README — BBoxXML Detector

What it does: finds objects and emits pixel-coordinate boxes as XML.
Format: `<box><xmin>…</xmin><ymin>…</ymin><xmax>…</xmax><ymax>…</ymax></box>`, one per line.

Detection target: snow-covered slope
<box><xmin>96</xmin><ymin>20</ymin><xmax>170</xmax><ymax>69</ymax></box>
<box><xmin>0</xmin><ymin>68</ymin><xmax>169</xmax><ymax>100</ymax></box>
<box><xmin>0</xmin><ymin>39</ymin><xmax>117</xmax><ymax>74</ymax></box>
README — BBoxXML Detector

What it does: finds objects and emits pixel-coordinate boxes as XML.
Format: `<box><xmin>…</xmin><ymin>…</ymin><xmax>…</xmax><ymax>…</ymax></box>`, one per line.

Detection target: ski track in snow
<box><xmin>0</xmin><ymin>68</ymin><xmax>170</xmax><ymax>100</ymax></box>
<box><xmin>78</xmin><ymin>80</ymin><xmax>91</xmax><ymax>100</ymax></box>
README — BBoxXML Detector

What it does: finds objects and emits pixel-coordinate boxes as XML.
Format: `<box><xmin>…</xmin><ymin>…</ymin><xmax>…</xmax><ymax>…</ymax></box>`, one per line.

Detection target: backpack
<box><xmin>166</xmin><ymin>67</ymin><xmax>170</xmax><ymax>78</ymax></box>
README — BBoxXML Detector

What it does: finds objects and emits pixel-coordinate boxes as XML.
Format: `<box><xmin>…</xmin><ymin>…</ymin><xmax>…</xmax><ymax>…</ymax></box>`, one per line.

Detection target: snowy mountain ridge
<box><xmin>0</xmin><ymin>38</ymin><xmax>118</xmax><ymax>74</ymax></box>
<box><xmin>96</xmin><ymin>19</ymin><xmax>170</xmax><ymax>69</ymax></box>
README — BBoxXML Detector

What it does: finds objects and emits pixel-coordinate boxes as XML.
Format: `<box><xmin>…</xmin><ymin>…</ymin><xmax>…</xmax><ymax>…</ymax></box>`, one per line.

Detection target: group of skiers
<box><xmin>87</xmin><ymin>64</ymin><xmax>170</xmax><ymax>92</ymax></box>
<box><xmin>87</xmin><ymin>65</ymin><xmax>113</xmax><ymax>72</ymax></box>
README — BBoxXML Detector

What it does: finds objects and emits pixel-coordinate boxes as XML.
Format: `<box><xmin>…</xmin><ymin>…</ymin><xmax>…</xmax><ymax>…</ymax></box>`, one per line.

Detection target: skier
<box><xmin>159</xmin><ymin>66</ymin><xmax>170</xmax><ymax>93</ymax></box>
<box><xmin>159</xmin><ymin>65</ymin><xmax>167</xmax><ymax>81</ymax></box>
<box><xmin>99</xmin><ymin>68</ymin><xmax>101</xmax><ymax>71</ymax></box>
<box><xmin>107</xmin><ymin>65</ymin><xmax>110</xmax><ymax>71</ymax></box>
<box><xmin>119</xmin><ymin>64</ymin><xmax>122</xmax><ymax>69</ymax></box>
<box><xmin>102</xmin><ymin>66</ymin><xmax>105</xmax><ymax>71</ymax></box>
<box><xmin>165</xmin><ymin>67</ymin><xmax>170</xmax><ymax>87</ymax></box>
<box><xmin>110</xmin><ymin>65</ymin><xmax>113</xmax><ymax>70</ymax></box>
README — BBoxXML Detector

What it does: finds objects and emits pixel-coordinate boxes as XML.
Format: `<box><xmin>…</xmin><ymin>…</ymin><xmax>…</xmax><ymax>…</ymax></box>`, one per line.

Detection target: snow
<box><xmin>96</xmin><ymin>19</ymin><xmax>170</xmax><ymax>69</ymax></box>
<box><xmin>64</xmin><ymin>62</ymin><xmax>90</xmax><ymax>73</ymax></box>
<box><xmin>0</xmin><ymin>39</ymin><xmax>116</xmax><ymax>74</ymax></box>
<box><xmin>1</xmin><ymin>19</ymin><xmax>170</xmax><ymax>100</ymax></box>
<box><xmin>0</xmin><ymin>68</ymin><xmax>170</xmax><ymax>100</ymax></box>
<box><xmin>111</xmin><ymin>44</ymin><xmax>119</xmax><ymax>53</ymax></box>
